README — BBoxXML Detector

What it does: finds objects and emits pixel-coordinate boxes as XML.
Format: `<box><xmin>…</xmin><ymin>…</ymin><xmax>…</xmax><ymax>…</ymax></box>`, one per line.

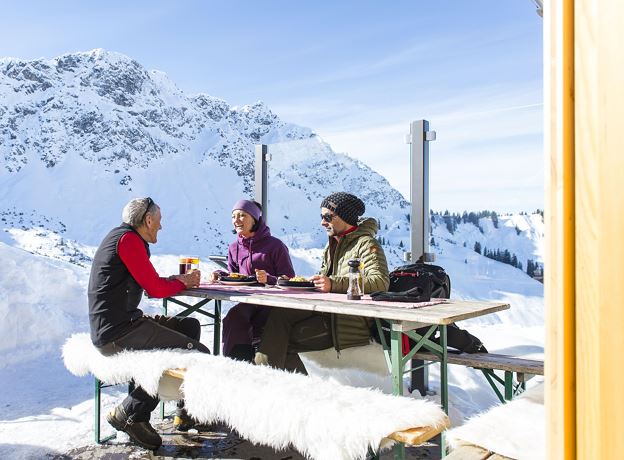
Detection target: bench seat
<box><xmin>410</xmin><ymin>351</ymin><xmax>543</xmax><ymax>403</ymax></box>
<box><xmin>63</xmin><ymin>333</ymin><xmax>450</xmax><ymax>460</ymax></box>
<box><xmin>445</xmin><ymin>445</ymin><xmax>513</xmax><ymax>459</ymax></box>
<box><xmin>410</xmin><ymin>352</ymin><xmax>544</xmax><ymax>376</ymax></box>
<box><xmin>163</xmin><ymin>369</ymin><xmax>449</xmax><ymax>447</ymax></box>
<box><xmin>446</xmin><ymin>383</ymin><xmax>544</xmax><ymax>460</ymax></box>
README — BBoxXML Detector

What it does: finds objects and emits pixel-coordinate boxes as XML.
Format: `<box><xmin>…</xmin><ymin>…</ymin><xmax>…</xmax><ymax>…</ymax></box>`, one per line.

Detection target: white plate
<box><xmin>276</xmin><ymin>285</ymin><xmax>318</xmax><ymax>291</ymax></box>
<box><xmin>219</xmin><ymin>280</ymin><xmax>258</xmax><ymax>286</ymax></box>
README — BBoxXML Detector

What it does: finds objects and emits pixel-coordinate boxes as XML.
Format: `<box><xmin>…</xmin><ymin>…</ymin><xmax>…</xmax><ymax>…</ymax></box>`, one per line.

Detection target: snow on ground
<box><xmin>0</xmin><ymin>224</ymin><xmax>544</xmax><ymax>458</ymax></box>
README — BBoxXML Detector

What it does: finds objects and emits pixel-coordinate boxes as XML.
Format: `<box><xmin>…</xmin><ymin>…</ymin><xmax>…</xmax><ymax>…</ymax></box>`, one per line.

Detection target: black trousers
<box><xmin>257</xmin><ymin>308</ymin><xmax>334</xmax><ymax>374</ymax></box>
<box><xmin>97</xmin><ymin>315</ymin><xmax>210</xmax><ymax>422</ymax></box>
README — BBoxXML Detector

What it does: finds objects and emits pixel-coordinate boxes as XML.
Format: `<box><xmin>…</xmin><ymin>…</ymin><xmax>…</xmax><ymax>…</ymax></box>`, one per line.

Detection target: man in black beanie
<box><xmin>255</xmin><ymin>192</ymin><xmax>390</xmax><ymax>373</ymax></box>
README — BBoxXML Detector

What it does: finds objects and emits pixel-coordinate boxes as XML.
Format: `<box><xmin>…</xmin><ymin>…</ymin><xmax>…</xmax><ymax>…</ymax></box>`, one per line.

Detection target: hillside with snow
<box><xmin>0</xmin><ymin>49</ymin><xmax>408</xmax><ymax>260</ymax></box>
<box><xmin>0</xmin><ymin>49</ymin><xmax>544</xmax><ymax>458</ymax></box>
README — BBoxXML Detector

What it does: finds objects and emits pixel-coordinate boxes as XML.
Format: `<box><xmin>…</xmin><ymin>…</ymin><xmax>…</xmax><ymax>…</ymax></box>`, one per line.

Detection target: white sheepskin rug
<box><xmin>446</xmin><ymin>382</ymin><xmax>545</xmax><ymax>460</ymax></box>
<box><xmin>63</xmin><ymin>333</ymin><xmax>447</xmax><ymax>460</ymax></box>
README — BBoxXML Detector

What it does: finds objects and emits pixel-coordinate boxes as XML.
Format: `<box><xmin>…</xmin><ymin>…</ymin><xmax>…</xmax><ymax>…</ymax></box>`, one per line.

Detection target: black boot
<box><xmin>227</xmin><ymin>344</ymin><xmax>254</xmax><ymax>362</ymax></box>
<box><xmin>106</xmin><ymin>405</ymin><xmax>162</xmax><ymax>450</ymax></box>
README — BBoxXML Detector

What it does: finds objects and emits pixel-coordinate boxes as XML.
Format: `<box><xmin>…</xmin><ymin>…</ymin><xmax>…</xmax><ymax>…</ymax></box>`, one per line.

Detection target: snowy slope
<box><xmin>0</xmin><ymin>49</ymin><xmax>408</xmax><ymax>259</ymax></box>
<box><xmin>0</xmin><ymin>49</ymin><xmax>545</xmax><ymax>458</ymax></box>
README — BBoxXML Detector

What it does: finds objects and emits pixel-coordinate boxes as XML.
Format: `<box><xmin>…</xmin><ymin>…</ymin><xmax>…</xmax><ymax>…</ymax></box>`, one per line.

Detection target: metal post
<box><xmin>407</xmin><ymin>119</ymin><xmax>435</xmax><ymax>264</ymax></box>
<box><xmin>94</xmin><ymin>378</ymin><xmax>101</xmax><ymax>443</ymax></box>
<box><xmin>440</xmin><ymin>325</ymin><xmax>448</xmax><ymax>457</ymax></box>
<box><xmin>505</xmin><ymin>371</ymin><xmax>514</xmax><ymax>401</ymax></box>
<box><xmin>390</xmin><ymin>324</ymin><xmax>406</xmax><ymax>460</ymax></box>
<box><xmin>255</xmin><ymin>144</ymin><xmax>269</xmax><ymax>223</ymax></box>
<box><xmin>213</xmin><ymin>300</ymin><xmax>222</xmax><ymax>355</ymax></box>
<box><xmin>161</xmin><ymin>298</ymin><xmax>168</xmax><ymax>419</ymax></box>
<box><xmin>407</xmin><ymin>119</ymin><xmax>436</xmax><ymax>394</ymax></box>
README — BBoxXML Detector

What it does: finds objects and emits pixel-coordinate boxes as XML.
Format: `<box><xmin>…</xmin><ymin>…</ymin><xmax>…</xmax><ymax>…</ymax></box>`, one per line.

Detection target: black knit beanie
<box><xmin>320</xmin><ymin>192</ymin><xmax>365</xmax><ymax>226</ymax></box>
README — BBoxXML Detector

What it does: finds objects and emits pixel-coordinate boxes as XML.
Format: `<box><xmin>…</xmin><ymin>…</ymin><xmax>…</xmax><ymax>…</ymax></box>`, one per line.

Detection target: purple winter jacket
<box><xmin>227</xmin><ymin>219</ymin><xmax>295</xmax><ymax>285</ymax></box>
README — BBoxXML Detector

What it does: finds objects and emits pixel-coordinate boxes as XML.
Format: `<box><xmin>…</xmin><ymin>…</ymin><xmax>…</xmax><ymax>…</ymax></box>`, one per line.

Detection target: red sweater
<box><xmin>118</xmin><ymin>232</ymin><xmax>185</xmax><ymax>298</ymax></box>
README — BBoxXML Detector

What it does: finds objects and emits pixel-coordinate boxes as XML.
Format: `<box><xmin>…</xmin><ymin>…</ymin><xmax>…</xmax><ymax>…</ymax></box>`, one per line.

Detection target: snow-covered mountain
<box><xmin>0</xmin><ymin>49</ymin><xmax>544</xmax><ymax>283</ymax></box>
<box><xmin>0</xmin><ymin>49</ymin><xmax>545</xmax><ymax>458</ymax></box>
<box><xmin>0</xmin><ymin>49</ymin><xmax>408</xmax><ymax>263</ymax></box>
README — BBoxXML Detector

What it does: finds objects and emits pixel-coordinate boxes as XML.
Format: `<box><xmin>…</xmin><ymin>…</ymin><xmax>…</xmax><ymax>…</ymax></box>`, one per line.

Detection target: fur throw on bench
<box><xmin>446</xmin><ymin>382</ymin><xmax>545</xmax><ymax>460</ymax></box>
<box><xmin>63</xmin><ymin>333</ymin><xmax>447</xmax><ymax>460</ymax></box>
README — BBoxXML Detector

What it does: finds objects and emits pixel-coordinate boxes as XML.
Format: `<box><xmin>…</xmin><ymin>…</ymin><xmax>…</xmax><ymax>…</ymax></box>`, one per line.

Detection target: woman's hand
<box><xmin>255</xmin><ymin>269</ymin><xmax>268</xmax><ymax>284</ymax></box>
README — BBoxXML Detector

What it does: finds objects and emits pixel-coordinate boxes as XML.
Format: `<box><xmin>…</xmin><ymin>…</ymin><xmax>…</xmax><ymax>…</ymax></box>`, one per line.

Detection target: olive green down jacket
<box><xmin>320</xmin><ymin>217</ymin><xmax>390</xmax><ymax>351</ymax></box>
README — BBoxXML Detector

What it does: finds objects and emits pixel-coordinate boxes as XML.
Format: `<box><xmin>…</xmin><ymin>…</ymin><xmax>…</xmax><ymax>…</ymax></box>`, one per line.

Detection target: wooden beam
<box><xmin>575</xmin><ymin>0</ymin><xmax>624</xmax><ymax>457</ymax></box>
<box><xmin>386</xmin><ymin>418</ymin><xmax>449</xmax><ymax>446</ymax></box>
<box><xmin>410</xmin><ymin>352</ymin><xmax>544</xmax><ymax>375</ymax></box>
<box><xmin>545</xmin><ymin>0</ymin><xmax>576</xmax><ymax>459</ymax></box>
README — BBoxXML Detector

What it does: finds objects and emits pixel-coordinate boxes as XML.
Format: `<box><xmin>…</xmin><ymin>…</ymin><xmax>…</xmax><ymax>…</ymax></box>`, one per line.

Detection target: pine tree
<box><xmin>491</xmin><ymin>211</ymin><xmax>499</xmax><ymax>228</ymax></box>
<box><xmin>474</xmin><ymin>241</ymin><xmax>482</xmax><ymax>254</ymax></box>
<box><xmin>527</xmin><ymin>259</ymin><xmax>535</xmax><ymax>277</ymax></box>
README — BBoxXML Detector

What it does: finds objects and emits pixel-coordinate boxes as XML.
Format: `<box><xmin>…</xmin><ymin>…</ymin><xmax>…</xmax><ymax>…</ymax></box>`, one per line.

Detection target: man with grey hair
<box><xmin>88</xmin><ymin>197</ymin><xmax>208</xmax><ymax>451</ymax></box>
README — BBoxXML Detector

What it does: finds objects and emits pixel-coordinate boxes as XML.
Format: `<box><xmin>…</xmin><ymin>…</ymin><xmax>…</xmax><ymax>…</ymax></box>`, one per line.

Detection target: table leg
<box><xmin>94</xmin><ymin>378</ymin><xmax>101</xmax><ymax>443</ymax></box>
<box><xmin>213</xmin><ymin>300</ymin><xmax>221</xmax><ymax>355</ymax></box>
<box><xmin>440</xmin><ymin>325</ymin><xmax>448</xmax><ymax>457</ymax></box>
<box><xmin>161</xmin><ymin>298</ymin><xmax>168</xmax><ymax>419</ymax></box>
<box><xmin>390</xmin><ymin>327</ymin><xmax>406</xmax><ymax>460</ymax></box>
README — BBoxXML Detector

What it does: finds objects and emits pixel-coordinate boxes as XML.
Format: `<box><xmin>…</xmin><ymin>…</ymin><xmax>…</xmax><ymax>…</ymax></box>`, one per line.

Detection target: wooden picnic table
<box><xmin>165</xmin><ymin>283</ymin><xmax>510</xmax><ymax>458</ymax></box>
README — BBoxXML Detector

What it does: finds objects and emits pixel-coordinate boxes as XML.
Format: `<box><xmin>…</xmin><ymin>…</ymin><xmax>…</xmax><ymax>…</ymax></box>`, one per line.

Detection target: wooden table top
<box><xmin>177</xmin><ymin>284</ymin><xmax>509</xmax><ymax>326</ymax></box>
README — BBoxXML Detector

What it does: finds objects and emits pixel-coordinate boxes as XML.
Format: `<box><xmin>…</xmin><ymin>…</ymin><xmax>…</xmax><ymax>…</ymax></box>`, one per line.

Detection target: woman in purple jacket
<box><xmin>214</xmin><ymin>199</ymin><xmax>295</xmax><ymax>361</ymax></box>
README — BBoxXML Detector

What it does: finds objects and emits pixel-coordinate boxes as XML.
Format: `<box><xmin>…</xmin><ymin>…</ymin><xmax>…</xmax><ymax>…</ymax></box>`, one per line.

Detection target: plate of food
<box><xmin>276</xmin><ymin>276</ymin><xmax>316</xmax><ymax>290</ymax></box>
<box><xmin>219</xmin><ymin>273</ymin><xmax>258</xmax><ymax>285</ymax></box>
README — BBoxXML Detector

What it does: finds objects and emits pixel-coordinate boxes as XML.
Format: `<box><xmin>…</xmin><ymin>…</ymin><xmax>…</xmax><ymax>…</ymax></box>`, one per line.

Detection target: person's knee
<box><xmin>223</xmin><ymin>308</ymin><xmax>247</xmax><ymax>329</ymax></box>
<box><xmin>181</xmin><ymin>317</ymin><xmax>201</xmax><ymax>340</ymax></box>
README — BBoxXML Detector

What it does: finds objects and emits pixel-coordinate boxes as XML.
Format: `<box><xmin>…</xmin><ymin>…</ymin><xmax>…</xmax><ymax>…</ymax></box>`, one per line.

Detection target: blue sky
<box><xmin>1</xmin><ymin>0</ymin><xmax>543</xmax><ymax>212</ymax></box>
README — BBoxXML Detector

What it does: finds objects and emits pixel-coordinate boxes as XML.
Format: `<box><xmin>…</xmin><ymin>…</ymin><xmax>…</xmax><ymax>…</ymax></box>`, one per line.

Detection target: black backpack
<box><xmin>371</xmin><ymin>263</ymin><xmax>487</xmax><ymax>354</ymax></box>
<box><xmin>389</xmin><ymin>263</ymin><xmax>451</xmax><ymax>299</ymax></box>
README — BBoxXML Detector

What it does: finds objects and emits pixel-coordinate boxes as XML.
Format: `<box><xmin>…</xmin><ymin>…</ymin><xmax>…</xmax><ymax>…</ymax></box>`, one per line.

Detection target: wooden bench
<box><xmin>410</xmin><ymin>352</ymin><xmax>544</xmax><ymax>403</ymax></box>
<box><xmin>164</xmin><ymin>369</ymin><xmax>450</xmax><ymax>450</ymax></box>
<box><xmin>445</xmin><ymin>445</ymin><xmax>513</xmax><ymax>459</ymax></box>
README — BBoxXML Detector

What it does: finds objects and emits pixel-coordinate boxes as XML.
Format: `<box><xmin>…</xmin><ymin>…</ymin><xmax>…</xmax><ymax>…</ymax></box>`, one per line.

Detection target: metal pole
<box><xmin>407</xmin><ymin>120</ymin><xmax>436</xmax><ymax>395</ymax></box>
<box><xmin>255</xmin><ymin>144</ymin><xmax>269</xmax><ymax>223</ymax></box>
<box><xmin>440</xmin><ymin>325</ymin><xmax>448</xmax><ymax>457</ymax></box>
<box><xmin>407</xmin><ymin>120</ymin><xmax>435</xmax><ymax>264</ymax></box>
<box><xmin>213</xmin><ymin>300</ymin><xmax>222</xmax><ymax>355</ymax></box>
<box><xmin>390</xmin><ymin>324</ymin><xmax>406</xmax><ymax>460</ymax></box>
<box><xmin>94</xmin><ymin>378</ymin><xmax>101</xmax><ymax>443</ymax></box>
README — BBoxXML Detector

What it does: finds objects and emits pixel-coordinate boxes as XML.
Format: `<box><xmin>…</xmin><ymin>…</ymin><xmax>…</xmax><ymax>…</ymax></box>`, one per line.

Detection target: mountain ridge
<box><xmin>0</xmin><ymin>49</ymin><xmax>408</xmax><ymax>257</ymax></box>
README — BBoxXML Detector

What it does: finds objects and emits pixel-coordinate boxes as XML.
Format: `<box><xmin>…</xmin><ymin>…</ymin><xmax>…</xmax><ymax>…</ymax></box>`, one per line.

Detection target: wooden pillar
<box><xmin>574</xmin><ymin>0</ymin><xmax>624</xmax><ymax>457</ymax></box>
<box><xmin>545</xmin><ymin>0</ymin><xmax>576</xmax><ymax>458</ymax></box>
<box><xmin>548</xmin><ymin>0</ymin><xmax>624</xmax><ymax>458</ymax></box>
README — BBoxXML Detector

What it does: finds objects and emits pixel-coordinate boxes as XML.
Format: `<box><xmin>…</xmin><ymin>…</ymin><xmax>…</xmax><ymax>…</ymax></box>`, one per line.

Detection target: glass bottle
<box><xmin>347</xmin><ymin>258</ymin><xmax>363</xmax><ymax>300</ymax></box>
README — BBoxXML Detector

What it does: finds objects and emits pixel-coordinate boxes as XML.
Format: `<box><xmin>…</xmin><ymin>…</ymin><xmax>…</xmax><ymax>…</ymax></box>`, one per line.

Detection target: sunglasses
<box><xmin>320</xmin><ymin>213</ymin><xmax>336</xmax><ymax>223</ymax></box>
<box><xmin>141</xmin><ymin>197</ymin><xmax>154</xmax><ymax>223</ymax></box>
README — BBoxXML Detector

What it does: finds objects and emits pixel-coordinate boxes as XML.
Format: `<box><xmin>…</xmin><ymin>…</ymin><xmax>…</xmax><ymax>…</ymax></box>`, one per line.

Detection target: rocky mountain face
<box><xmin>0</xmin><ymin>50</ymin><xmax>313</xmax><ymax>190</ymax></box>
<box><xmin>0</xmin><ymin>49</ymin><xmax>409</xmax><ymax>259</ymax></box>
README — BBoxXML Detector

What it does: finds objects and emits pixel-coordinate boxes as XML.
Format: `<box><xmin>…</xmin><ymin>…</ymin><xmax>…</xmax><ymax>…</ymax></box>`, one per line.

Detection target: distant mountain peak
<box><xmin>1</xmin><ymin>49</ymin><xmax>408</xmax><ymax>256</ymax></box>
<box><xmin>0</xmin><ymin>49</ymin><xmax>313</xmax><ymax>173</ymax></box>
